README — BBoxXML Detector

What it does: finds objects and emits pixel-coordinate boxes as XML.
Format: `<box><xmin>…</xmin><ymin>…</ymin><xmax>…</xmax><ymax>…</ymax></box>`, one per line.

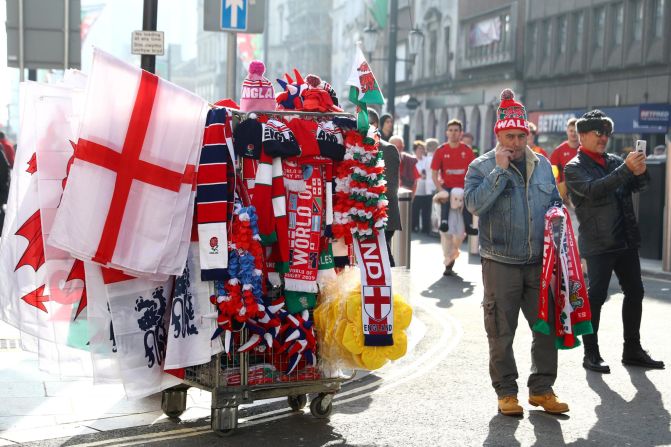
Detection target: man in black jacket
<box><xmin>565</xmin><ymin>110</ymin><xmax>664</xmax><ymax>374</ymax></box>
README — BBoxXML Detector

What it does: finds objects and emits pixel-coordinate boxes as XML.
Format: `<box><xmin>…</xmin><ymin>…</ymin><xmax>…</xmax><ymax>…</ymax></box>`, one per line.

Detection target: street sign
<box><xmin>203</xmin><ymin>0</ymin><xmax>265</xmax><ymax>34</ymax></box>
<box><xmin>131</xmin><ymin>30</ymin><xmax>165</xmax><ymax>56</ymax></box>
<box><xmin>221</xmin><ymin>0</ymin><xmax>247</xmax><ymax>31</ymax></box>
<box><xmin>6</xmin><ymin>0</ymin><xmax>81</xmax><ymax>70</ymax></box>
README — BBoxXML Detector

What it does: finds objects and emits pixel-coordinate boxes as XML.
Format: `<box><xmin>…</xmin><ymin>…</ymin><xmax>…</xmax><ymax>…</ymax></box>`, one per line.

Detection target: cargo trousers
<box><xmin>481</xmin><ymin>258</ymin><xmax>558</xmax><ymax>398</ymax></box>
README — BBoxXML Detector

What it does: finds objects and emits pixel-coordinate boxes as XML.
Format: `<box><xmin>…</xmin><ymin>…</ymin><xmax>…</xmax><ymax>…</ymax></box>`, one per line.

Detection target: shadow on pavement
<box><xmin>420</xmin><ymin>275</ymin><xmax>475</xmax><ymax>309</ymax></box>
<box><xmin>570</xmin><ymin>369</ymin><xmax>671</xmax><ymax>446</ymax></box>
<box><xmin>527</xmin><ymin>410</ymin><xmax>568</xmax><ymax>446</ymax></box>
<box><xmin>483</xmin><ymin>413</ymin><xmax>521</xmax><ymax>446</ymax></box>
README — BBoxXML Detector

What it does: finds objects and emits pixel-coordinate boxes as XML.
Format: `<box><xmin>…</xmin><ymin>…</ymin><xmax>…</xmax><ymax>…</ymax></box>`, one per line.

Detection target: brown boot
<box><xmin>528</xmin><ymin>393</ymin><xmax>569</xmax><ymax>414</ymax></box>
<box><xmin>498</xmin><ymin>395</ymin><xmax>523</xmax><ymax>416</ymax></box>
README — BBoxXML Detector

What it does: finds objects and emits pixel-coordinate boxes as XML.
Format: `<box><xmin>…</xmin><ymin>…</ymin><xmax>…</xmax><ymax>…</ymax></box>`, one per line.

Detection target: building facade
<box><xmin>525</xmin><ymin>0</ymin><xmax>671</xmax><ymax>153</ymax></box>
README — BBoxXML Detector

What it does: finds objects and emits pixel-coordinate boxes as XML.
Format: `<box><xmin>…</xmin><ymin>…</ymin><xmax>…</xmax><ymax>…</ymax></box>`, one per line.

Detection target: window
<box><xmin>428</xmin><ymin>28</ymin><xmax>438</xmax><ymax>76</ymax></box>
<box><xmin>527</xmin><ymin>22</ymin><xmax>537</xmax><ymax>61</ymax></box>
<box><xmin>653</xmin><ymin>0</ymin><xmax>665</xmax><ymax>38</ymax></box>
<box><xmin>542</xmin><ymin>19</ymin><xmax>551</xmax><ymax>60</ymax></box>
<box><xmin>613</xmin><ymin>3</ymin><xmax>624</xmax><ymax>45</ymax></box>
<box><xmin>574</xmin><ymin>11</ymin><xmax>584</xmax><ymax>52</ymax></box>
<box><xmin>593</xmin><ymin>7</ymin><xmax>605</xmax><ymax>48</ymax></box>
<box><xmin>557</xmin><ymin>16</ymin><xmax>567</xmax><ymax>54</ymax></box>
<box><xmin>632</xmin><ymin>0</ymin><xmax>644</xmax><ymax>42</ymax></box>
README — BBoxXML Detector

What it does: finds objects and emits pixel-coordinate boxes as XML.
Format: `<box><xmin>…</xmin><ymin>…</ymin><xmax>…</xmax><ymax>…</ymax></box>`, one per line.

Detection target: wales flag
<box><xmin>346</xmin><ymin>46</ymin><xmax>385</xmax><ymax>133</ymax></box>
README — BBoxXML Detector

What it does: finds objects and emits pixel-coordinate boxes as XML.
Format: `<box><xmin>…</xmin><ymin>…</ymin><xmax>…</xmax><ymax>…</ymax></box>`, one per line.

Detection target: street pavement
<box><xmin>1</xmin><ymin>233</ymin><xmax>670</xmax><ymax>446</ymax></box>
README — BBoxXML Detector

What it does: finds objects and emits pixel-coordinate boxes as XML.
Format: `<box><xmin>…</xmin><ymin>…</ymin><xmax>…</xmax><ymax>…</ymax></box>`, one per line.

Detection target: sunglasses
<box><xmin>593</xmin><ymin>129</ymin><xmax>612</xmax><ymax>137</ymax></box>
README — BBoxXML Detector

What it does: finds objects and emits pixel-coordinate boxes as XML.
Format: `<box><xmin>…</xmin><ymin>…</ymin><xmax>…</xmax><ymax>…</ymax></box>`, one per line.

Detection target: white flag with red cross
<box><xmin>49</xmin><ymin>49</ymin><xmax>208</xmax><ymax>279</ymax></box>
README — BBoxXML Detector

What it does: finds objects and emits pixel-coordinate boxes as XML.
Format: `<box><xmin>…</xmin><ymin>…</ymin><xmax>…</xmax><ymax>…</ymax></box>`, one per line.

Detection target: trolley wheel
<box><xmin>287</xmin><ymin>394</ymin><xmax>308</xmax><ymax>411</ymax></box>
<box><xmin>310</xmin><ymin>393</ymin><xmax>333</xmax><ymax>419</ymax></box>
<box><xmin>212</xmin><ymin>406</ymin><xmax>238</xmax><ymax>436</ymax></box>
<box><xmin>161</xmin><ymin>388</ymin><xmax>188</xmax><ymax>419</ymax></box>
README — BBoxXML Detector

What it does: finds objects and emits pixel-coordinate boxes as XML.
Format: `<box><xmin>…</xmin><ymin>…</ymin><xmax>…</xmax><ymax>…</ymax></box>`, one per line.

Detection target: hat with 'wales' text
<box><xmin>494</xmin><ymin>89</ymin><xmax>529</xmax><ymax>135</ymax></box>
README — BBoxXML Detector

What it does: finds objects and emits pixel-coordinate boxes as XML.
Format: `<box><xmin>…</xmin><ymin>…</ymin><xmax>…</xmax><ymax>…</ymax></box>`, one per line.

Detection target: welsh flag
<box><xmin>346</xmin><ymin>46</ymin><xmax>385</xmax><ymax>133</ymax></box>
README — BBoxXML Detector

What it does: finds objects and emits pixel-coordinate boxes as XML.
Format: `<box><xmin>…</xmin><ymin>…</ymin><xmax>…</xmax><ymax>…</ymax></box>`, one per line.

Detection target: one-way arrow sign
<box><xmin>221</xmin><ymin>0</ymin><xmax>247</xmax><ymax>31</ymax></box>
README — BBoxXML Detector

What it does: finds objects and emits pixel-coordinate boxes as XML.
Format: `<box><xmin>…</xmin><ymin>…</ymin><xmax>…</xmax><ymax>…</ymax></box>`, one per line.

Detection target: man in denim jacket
<box><xmin>464</xmin><ymin>89</ymin><xmax>567</xmax><ymax>417</ymax></box>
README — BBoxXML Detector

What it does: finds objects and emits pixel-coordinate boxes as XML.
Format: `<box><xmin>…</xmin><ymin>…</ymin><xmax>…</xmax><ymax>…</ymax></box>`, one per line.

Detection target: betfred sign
<box><xmin>639</xmin><ymin>104</ymin><xmax>670</xmax><ymax>127</ymax></box>
<box><xmin>528</xmin><ymin>110</ymin><xmax>584</xmax><ymax>134</ymax></box>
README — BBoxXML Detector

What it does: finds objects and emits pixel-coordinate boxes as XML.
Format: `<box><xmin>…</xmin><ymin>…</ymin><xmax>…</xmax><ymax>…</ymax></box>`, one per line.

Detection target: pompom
<box><xmin>248</xmin><ymin>60</ymin><xmax>266</xmax><ymax>76</ymax></box>
<box><xmin>500</xmin><ymin>88</ymin><xmax>514</xmax><ymax>101</ymax></box>
<box><xmin>305</xmin><ymin>74</ymin><xmax>322</xmax><ymax>88</ymax></box>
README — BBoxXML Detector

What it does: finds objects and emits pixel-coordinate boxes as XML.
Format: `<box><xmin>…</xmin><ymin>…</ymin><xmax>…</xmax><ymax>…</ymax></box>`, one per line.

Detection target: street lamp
<box><xmin>361</xmin><ymin>12</ymin><xmax>424</xmax><ymax>116</ymax></box>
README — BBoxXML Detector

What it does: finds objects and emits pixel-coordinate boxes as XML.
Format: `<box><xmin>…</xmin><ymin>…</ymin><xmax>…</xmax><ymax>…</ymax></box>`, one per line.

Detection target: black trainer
<box><xmin>583</xmin><ymin>351</ymin><xmax>610</xmax><ymax>373</ymax></box>
<box><xmin>622</xmin><ymin>345</ymin><xmax>665</xmax><ymax>369</ymax></box>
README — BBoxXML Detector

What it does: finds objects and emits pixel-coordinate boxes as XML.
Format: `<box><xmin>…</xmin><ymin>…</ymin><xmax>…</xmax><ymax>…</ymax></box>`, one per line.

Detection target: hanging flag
<box><xmin>346</xmin><ymin>46</ymin><xmax>385</xmax><ymax>133</ymax></box>
<box><xmin>164</xmin><ymin>243</ymin><xmax>223</xmax><ymax>370</ymax></box>
<box><xmin>366</xmin><ymin>0</ymin><xmax>389</xmax><ymax>29</ymax></box>
<box><xmin>48</xmin><ymin>49</ymin><xmax>208</xmax><ymax>279</ymax></box>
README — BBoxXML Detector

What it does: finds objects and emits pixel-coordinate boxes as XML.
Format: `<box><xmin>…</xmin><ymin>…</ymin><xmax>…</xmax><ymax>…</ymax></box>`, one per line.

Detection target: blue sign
<box><xmin>220</xmin><ymin>0</ymin><xmax>247</xmax><ymax>31</ymax></box>
<box><xmin>600</xmin><ymin>106</ymin><xmax>668</xmax><ymax>134</ymax></box>
<box><xmin>638</xmin><ymin>104</ymin><xmax>670</xmax><ymax>127</ymax></box>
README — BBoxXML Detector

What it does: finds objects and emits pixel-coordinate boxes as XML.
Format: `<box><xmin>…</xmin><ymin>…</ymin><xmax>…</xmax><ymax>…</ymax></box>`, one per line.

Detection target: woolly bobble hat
<box><xmin>233</xmin><ymin>118</ymin><xmax>263</xmax><ymax>159</ymax></box>
<box><xmin>240</xmin><ymin>60</ymin><xmax>276</xmax><ymax>112</ymax></box>
<box><xmin>494</xmin><ymin>89</ymin><xmax>529</xmax><ymax>134</ymax></box>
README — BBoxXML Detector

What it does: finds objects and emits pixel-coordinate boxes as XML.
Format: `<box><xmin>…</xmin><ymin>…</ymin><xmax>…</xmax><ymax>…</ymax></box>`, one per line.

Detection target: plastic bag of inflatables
<box><xmin>314</xmin><ymin>267</ymin><xmax>414</xmax><ymax>372</ymax></box>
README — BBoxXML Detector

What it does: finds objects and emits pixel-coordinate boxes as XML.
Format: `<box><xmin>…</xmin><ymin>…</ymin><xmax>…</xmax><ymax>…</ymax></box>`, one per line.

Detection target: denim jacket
<box><xmin>464</xmin><ymin>146</ymin><xmax>560</xmax><ymax>264</ymax></box>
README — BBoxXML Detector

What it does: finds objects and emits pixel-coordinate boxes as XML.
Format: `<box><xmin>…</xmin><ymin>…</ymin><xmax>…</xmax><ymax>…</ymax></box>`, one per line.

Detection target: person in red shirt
<box><xmin>0</xmin><ymin>132</ymin><xmax>15</xmax><ymax>168</ymax></box>
<box><xmin>550</xmin><ymin>118</ymin><xmax>579</xmax><ymax>202</ymax></box>
<box><xmin>431</xmin><ymin>119</ymin><xmax>476</xmax><ymax>275</ymax></box>
<box><xmin>528</xmin><ymin>122</ymin><xmax>548</xmax><ymax>158</ymax></box>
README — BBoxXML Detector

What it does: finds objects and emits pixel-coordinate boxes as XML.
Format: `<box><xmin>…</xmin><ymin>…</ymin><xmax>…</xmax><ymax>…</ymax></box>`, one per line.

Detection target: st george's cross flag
<box><xmin>49</xmin><ymin>49</ymin><xmax>208</xmax><ymax>278</ymax></box>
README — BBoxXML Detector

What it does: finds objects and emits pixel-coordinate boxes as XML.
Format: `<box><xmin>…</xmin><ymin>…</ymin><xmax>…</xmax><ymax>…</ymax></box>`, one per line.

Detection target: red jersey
<box><xmin>430</xmin><ymin>143</ymin><xmax>475</xmax><ymax>189</ymax></box>
<box><xmin>550</xmin><ymin>141</ymin><xmax>578</xmax><ymax>182</ymax></box>
<box><xmin>531</xmin><ymin>145</ymin><xmax>548</xmax><ymax>158</ymax></box>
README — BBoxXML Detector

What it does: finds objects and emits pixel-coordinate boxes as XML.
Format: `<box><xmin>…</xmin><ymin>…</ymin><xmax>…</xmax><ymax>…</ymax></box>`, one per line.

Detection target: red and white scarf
<box><xmin>534</xmin><ymin>205</ymin><xmax>593</xmax><ymax>349</ymax></box>
<box><xmin>352</xmin><ymin>231</ymin><xmax>394</xmax><ymax>346</ymax></box>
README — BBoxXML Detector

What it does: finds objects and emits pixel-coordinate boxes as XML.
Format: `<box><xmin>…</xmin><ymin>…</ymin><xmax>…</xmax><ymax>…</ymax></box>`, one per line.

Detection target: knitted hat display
<box><xmin>240</xmin><ymin>60</ymin><xmax>276</xmax><ymax>112</ymax></box>
<box><xmin>494</xmin><ymin>89</ymin><xmax>529</xmax><ymax>135</ymax></box>
<box><xmin>316</xmin><ymin>120</ymin><xmax>345</xmax><ymax>161</ymax></box>
<box><xmin>576</xmin><ymin>109</ymin><xmax>614</xmax><ymax>135</ymax></box>
<box><xmin>214</xmin><ymin>98</ymin><xmax>240</xmax><ymax>109</ymax></box>
<box><xmin>285</xmin><ymin>118</ymin><xmax>320</xmax><ymax>157</ymax></box>
<box><xmin>233</xmin><ymin>118</ymin><xmax>263</xmax><ymax>159</ymax></box>
<box><xmin>275</xmin><ymin>69</ymin><xmax>307</xmax><ymax>110</ymax></box>
<box><xmin>262</xmin><ymin>119</ymin><xmax>301</xmax><ymax>158</ymax></box>
<box><xmin>301</xmin><ymin>74</ymin><xmax>344</xmax><ymax>113</ymax></box>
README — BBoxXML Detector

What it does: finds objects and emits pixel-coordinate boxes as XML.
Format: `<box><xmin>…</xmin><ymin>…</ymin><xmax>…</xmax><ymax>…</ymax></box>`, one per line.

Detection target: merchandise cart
<box><xmin>161</xmin><ymin>109</ymin><xmax>357</xmax><ymax>436</ymax></box>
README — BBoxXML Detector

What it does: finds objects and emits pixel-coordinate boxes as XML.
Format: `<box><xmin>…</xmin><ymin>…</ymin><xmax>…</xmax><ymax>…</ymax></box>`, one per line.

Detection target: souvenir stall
<box><xmin>0</xmin><ymin>48</ymin><xmax>413</xmax><ymax>436</ymax></box>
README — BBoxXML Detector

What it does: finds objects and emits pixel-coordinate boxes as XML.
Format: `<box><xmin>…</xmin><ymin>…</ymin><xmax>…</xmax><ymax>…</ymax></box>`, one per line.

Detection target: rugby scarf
<box><xmin>533</xmin><ymin>205</ymin><xmax>593</xmax><ymax>349</ymax></box>
<box><xmin>352</xmin><ymin>231</ymin><xmax>394</xmax><ymax>346</ymax></box>
<box><xmin>284</xmin><ymin>164</ymin><xmax>323</xmax><ymax>314</ymax></box>
<box><xmin>196</xmin><ymin>107</ymin><xmax>235</xmax><ymax>281</ymax></box>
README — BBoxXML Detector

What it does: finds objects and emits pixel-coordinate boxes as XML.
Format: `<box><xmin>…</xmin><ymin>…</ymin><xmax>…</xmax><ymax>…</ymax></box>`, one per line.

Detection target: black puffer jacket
<box><xmin>564</xmin><ymin>151</ymin><xmax>649</xmax><ymax>257</ymax></box>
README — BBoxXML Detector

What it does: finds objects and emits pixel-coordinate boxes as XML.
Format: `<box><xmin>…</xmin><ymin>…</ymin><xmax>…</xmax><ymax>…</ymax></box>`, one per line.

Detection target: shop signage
<box><xmin>528</xmin><ymin>110</ymin><xmax>584</xmax><ymax>134</ymax></box>
<box><xmin>638</xmin><ymin>104</ymin><xmax>670</xmax><ymax>127</ymax></box>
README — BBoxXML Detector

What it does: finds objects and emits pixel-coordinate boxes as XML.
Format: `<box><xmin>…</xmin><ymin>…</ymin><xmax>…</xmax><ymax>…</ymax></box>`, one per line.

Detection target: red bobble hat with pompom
<box><xmin>494</xmin><ymin>89</ymin><xmax>529</xmax><ymax>135</ymax></box>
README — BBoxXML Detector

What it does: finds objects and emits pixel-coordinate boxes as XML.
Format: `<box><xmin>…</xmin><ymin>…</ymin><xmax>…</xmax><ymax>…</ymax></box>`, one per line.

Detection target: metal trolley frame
<box><xmin>161</xmin><ymin>109</ymin><xmax>357</xmax><ymax>436</ymax></box>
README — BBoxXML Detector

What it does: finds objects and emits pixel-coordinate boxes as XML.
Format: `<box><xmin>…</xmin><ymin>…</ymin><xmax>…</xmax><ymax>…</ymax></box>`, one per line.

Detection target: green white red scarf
<box><xmin>534</xmin><ymin>205</ymin><xmax>593</xmax><ymax>349</ymax></box>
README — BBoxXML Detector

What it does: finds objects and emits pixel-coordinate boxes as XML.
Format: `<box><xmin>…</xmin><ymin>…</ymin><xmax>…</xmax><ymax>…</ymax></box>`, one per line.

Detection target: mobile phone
<box><xmin>635</xmin><ymin>140</ymin><xmax>647</xmax><ymax>153</ymax></box>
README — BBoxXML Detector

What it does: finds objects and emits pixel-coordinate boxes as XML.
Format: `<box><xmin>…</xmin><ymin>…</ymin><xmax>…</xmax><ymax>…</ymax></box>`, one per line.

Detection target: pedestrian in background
<box><xmin>390</xmin><ymin>135</ymin><xmax>418</xmax><ymax>195</ymax></box>
<box><xmin>369</xmin><ymin>109</ymin><xmax>400</xmax><ymax>267</ymax></box>
<box><xmin>0</xmin><ymin>131</ymin><xmax>15</xmax><ymax>168</ymax></box>
<box><xmin>565</xmin><ymin>110</ymin><xmax>664</xmax><ymax>374</ymax></box>
<box><xmin>379</xmin><ymin>113</ymin><xmax>394</xmax><ymax>142</ymax></box>
<box><xmin>431</xmin><ymin>119</ymin><xmax>476</xmax><ymax>275</ymax></box>
<box><xmin>412</xmin><ymin>140</ymin><xmax>434</xmax><ymax>234</ymax></box>
<box><xmin>465</xmin><ymin>89</ymin><xmax>568</xmax><ymax>417</ymax></box>
<box><xmin>550</xmin><ymin>118</ymin><xmax>579</xmax><ymax>203</ymax></box>
<box><xmin>528</xmin><ymin>122</ymin><xmax>548</xmax><ymax>158</ymax></box>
